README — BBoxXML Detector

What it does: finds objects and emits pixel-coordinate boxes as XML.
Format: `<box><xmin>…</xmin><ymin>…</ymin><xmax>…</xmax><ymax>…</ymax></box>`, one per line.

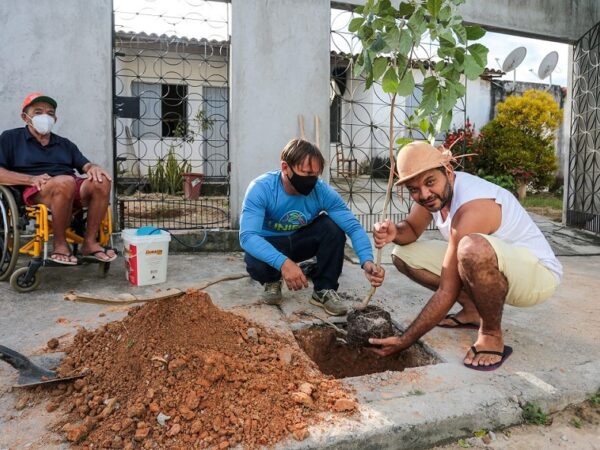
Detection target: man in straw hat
<box><xmin>240</xmin><ymin>138</ymin><xmax>385</xmax><ymax>316</ymax></box>
<box><xmin>370</xmin><ymin>141</ymin><xmax>562</xmax><ymax>370</ymax></box>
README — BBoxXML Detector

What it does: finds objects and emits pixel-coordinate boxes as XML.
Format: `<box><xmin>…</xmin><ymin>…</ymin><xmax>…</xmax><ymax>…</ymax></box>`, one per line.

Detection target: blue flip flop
<box><xmin>464</xmin><ymin>345</ymin><xmax>513</xmax><ymax>371</ymax></box>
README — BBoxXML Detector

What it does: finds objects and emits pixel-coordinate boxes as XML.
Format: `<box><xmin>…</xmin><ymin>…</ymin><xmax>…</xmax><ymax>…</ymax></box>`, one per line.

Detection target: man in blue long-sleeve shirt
<box><xmin>239</xmin><ymin>138</ymin><xmax>384</xmax><ymax>316</ymax></box>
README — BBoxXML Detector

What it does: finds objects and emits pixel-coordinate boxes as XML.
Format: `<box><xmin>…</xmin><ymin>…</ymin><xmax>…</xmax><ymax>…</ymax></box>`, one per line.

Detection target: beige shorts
<box><xmin>391</xmin><ymin>235</ymin><xmax>559</xmax><ymax>307</ymax></box>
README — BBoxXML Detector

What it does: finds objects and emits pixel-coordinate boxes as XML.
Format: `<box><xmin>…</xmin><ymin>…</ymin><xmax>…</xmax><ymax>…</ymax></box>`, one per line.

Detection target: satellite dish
<box><xmin>501</xmin><ymin>46</ymin><xmax>527</xmax><ymax>73</ymax></box>
<box><xmin>538</xmin><ymin>51</ymin><xmax>559</xmax><ymax>80</ymax></box>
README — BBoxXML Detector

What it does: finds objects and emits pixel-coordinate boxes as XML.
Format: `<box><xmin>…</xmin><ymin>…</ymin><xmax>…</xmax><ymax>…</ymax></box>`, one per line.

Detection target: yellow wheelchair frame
<box><xmin>0</xmin><ymin>185</ymin><xmax>113</xmax><ymax>292</ymax></box>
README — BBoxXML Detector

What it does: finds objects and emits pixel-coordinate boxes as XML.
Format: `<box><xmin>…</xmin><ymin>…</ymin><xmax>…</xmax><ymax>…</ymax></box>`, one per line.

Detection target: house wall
<box><xmin>0</xmin><ymin>0</ymin><xmax>113</xmax><ymax>174</ymax></box>
<box><xmin>114</xmin><ymin>49</ymin><xmax>228</xmax><ymax>177</ymax></box>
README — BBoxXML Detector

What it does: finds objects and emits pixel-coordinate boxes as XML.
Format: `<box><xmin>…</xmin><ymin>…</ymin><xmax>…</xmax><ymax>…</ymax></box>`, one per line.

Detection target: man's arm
<box><xmin>373</xmin><ymin>204</ymin><xmax>432</xmax><ymax>249</ymax></box>
<box><xmin>0</xmin><ymin>167</ymin><xmax>50</xmax><ymax>190</ymax></box>
<box><xmin>82</xmin><ymin>163</ymin><xmax>112</xmax><ymax>183</ymax></box>
<box><xmin>370</xmin><ymin>199</ymin><xmax>501</xmax><ymax>356</ymax></box>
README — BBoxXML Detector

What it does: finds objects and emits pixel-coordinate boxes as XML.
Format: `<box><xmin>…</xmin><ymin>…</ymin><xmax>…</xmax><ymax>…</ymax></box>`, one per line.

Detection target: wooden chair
<box><xmin>335</xmin><ymin>144</ymin><xmax>358</xmax><ymax>177</ymax></box>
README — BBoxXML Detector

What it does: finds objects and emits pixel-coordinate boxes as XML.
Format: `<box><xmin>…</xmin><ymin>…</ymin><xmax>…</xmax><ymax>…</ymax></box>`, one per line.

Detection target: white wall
<box><xmin>0</xmin><ymin>0</ymin><xmax>113</xmax><ymax>174</ymax></box>
<box><xmin>230</xmin><ymin>0</ymin><xmax>331</xmax><ymax>228</ymax></box>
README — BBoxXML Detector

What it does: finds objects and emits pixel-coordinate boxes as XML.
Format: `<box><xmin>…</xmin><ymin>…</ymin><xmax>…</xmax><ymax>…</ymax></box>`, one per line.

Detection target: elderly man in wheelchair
<box><xmin>0</xmin><ymin>93</ymin><xmax>115</xmax><ymax>290</ymax></box>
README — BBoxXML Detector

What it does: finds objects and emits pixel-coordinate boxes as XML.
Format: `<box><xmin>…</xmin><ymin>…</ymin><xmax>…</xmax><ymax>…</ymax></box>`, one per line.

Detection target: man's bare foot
<box><xmin>463</xmin><ymin>333</ymin><xmax>505</xmax><ymax>367</ymax></box>
<box><xmin>438</xmin><ymin>309</ymin><xmax>480</xmax><ymax>327</ymax></box>
<box><xmin>50</xmin><ymin>243</ymin><xmax>77</xmax><ymax>264</ymax></box>
<box><xmin>81</xmin><ymin>243</ymin><xmax>117</xmax><ymax>262</ymax></box>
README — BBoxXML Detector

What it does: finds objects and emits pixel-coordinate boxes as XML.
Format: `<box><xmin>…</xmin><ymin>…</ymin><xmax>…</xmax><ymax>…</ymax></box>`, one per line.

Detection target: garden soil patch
<box><xmin>41</xmin><ymin>291</ymin><xmax>357</xmax><ymax>449</ymax></box>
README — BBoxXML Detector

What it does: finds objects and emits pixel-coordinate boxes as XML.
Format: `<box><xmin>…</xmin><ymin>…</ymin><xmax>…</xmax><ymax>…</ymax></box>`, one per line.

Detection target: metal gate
<box><xmin>112</xmin><ymin>0</ymin><xmax>231</xmax><ymax>230</ymax></box>
<box><xmin>330</xmin><ymin>8</ymin><xmax>466</xmax><ymax>231</ymax></box>
<box><xmin>567</xmin><ymin>22</ymin><xmax>600</xmax><ymax>234</ymax></box>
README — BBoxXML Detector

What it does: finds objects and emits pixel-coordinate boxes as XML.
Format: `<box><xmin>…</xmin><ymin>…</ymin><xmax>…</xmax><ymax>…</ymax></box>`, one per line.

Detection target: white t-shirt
<box><xmin>432</xmin><ymin>172</ymin><xmax>563</xmax><ymax>281</ymax></box>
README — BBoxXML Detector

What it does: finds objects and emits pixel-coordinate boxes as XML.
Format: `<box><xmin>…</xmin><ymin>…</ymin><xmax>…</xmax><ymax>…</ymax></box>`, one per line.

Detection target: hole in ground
<box><xmin>293</xmin><ymin>325</ymin><xmax>439</xmax><ymax>379</ymax></box>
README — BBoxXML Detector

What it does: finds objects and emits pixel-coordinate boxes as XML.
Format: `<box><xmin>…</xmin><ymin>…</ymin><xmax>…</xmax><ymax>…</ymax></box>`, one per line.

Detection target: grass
<box><xmin>522</xmin><ymin>192</ymin><xmax>563</xmax><ymax>210</ymax></box>
<box><xmin>522</xmin><ymin>402</ymin><xmax>551</xmax><ymax>425</ymax></box>
<box><xmin>589</xmin><ymin>389</ymin><xmax>600</xmax><ymax>406</ymax></box>
<box><xmin>521</xmin><ymin>192</ymin><xmax>563</xmax><ymax>221</ymax></box>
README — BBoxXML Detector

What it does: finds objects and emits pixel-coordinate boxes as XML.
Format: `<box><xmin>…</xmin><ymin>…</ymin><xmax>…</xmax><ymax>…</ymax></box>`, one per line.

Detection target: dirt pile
<box><xmin>50</xmin><ymin>291</ymin><xmax>357</xmax><ymax>449</ymax></box>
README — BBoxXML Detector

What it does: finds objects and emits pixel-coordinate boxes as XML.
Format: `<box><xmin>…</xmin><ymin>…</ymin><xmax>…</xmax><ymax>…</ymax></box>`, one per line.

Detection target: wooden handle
<box><xmin>298</xmin><ymin>115</ymin><xmax>306</xmax><ymax>140</ymax></box>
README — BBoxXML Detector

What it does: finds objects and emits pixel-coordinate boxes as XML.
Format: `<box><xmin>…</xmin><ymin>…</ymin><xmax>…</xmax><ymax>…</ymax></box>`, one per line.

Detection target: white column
<box><xmin>230</xmin><ymin>0</ymin><xmax>331</xmax><ymax>228</ymax></box>
<box><xmin>0</xmin><ymin>0</ymin><xmax>113</xmax><ymax>174</ymax></box>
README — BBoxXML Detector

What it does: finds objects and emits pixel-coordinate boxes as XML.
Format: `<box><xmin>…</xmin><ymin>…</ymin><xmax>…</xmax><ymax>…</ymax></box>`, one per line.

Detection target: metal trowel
<box><xmin>0</xmin><ymin>344</ymin><xmax>86</xmax><ymax>388</ymax></box>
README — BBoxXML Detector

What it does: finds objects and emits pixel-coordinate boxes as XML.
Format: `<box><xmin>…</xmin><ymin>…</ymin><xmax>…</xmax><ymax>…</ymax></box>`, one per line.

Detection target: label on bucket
<box><xmin>122</xmin><ymin>229</ymin><xmax>171</xmax><ymax>286</ymax></box>
<box><xmin>126</xmin><ymin>244</ymin><xmax>139</xmax><ymax>285</ymax></box>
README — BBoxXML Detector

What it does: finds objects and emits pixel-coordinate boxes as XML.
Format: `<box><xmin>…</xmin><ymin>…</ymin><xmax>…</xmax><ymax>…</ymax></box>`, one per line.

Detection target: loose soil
<box><xmin>345</xmin><ymin>305</ymin><xmax>395</xmax><ymax>347</ymax></box>
<box><xmin>35</xmin><ymin>291</ymin><xmax>358</xmax><ymax>449</ymax></box>
<box><xmin>294</xmin><ymin>325</ymin><xmax>437</xmax><ymax>379</ymax></box>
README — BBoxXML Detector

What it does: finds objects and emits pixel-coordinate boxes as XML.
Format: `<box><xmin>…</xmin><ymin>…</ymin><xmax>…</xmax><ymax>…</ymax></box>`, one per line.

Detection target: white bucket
<box><xmin>122</xmin><ymin>229</ymin><xmax>171</xmax><ymax>286</ymax></box>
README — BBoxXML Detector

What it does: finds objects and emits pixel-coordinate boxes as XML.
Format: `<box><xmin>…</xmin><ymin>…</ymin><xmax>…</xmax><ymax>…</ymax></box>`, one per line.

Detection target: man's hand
<box><xmin>29</xmin><ymin>173</ymin><xmax>51</xmax><ymax>191</ymax></box>
<box><xmin>368</xmin><ymin>336</ymin><xmax>407</xmax><ymax>357</ymax></box>
<box><xmin>373</xmin><ymin>219</ymin><xmax>397</xmax><ymax>249</ymax></box>
<box><xmin>86</xmin><ymin>164</ymin><xmax>112</xmax><ymax>183</ymax></box>
<box><xmin>363</xmin><ymin>261</ymin><xmax>385</xmax><ymax>287</ymax></box>
<box><xmin>281</xmin><ymin>259</ymin><xmax>309</xmax><ymax>291</ymax></box>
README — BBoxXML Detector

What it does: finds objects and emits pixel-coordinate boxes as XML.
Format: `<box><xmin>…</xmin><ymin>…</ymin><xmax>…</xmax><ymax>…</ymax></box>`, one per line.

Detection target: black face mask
<box><xmin>287</xmin><ymin>168</ymin><xmax>318</xmax><ymax>196</ymax></box>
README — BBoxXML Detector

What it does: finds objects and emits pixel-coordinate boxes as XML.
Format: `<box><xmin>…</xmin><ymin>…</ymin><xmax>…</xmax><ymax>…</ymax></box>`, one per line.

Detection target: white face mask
<box><xmin>28</xmin><ymin>114</ymin><xmax>55</xmax><ymax>135</ymax></box>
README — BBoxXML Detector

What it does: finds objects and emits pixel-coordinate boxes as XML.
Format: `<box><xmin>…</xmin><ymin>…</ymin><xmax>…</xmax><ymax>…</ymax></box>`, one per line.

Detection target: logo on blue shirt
<box><xmin>267</xmin><ymin>210</ymin><xmax>308</xmax><ymax>231</ymax></box>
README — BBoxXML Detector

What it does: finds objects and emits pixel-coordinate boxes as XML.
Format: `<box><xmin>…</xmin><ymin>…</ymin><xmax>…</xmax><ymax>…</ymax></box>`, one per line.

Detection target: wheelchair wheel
<box><xmin>10</xmin><ymin>266</ymin><xmax>42</xmax><ymax>293</ymax></box>
<box><xmin>0</xmin><ymin>186</ymin><xmax>20</xmax><ymax>281</ymax></box>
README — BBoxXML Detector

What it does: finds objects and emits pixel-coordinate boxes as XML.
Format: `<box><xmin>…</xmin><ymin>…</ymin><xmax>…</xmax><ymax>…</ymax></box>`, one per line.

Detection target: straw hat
<box><xmin>395</xmin><ymin>141</ymin><xmax>472</xmax><ymax>185</ymax></box>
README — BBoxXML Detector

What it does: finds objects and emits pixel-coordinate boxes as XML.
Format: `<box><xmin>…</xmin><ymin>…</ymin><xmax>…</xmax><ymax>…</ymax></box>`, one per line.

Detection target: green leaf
<box><xmin>438</xmin><ymin>5</ymin><xmax>451</xmax><ymax>21</ymax></box>
<box><xmin>383</xmin><ymin>27</ymin><xmax>400</xmax><ymax>51</ymax></box>
<box><xmin>453</xmin><ymin>23</ymin><xmax>467</xmax><ymax>44</ymax></box>
<box><xmin>397</xmin><ymin>70</ymin><xmax>415</xmax><ymax>96</ymax></box>
<box><xmin>348</xmin><ymin>17</ymin><xmax>365</xmax><ymax>33</ymax></box>
<box><xmin>399</xmin><ymin>29</ymin><xmax>413</xmax><ymax>54</ymax></box>
<box><xmin>439</xmin><ymin>31</ymin><xmax>456</xmax><ymax>46</ymax></box>
<box><xmin>467</xmin><ymin>43</ymin><xmax>489</xmax><ymax>66</ymax></box>
<box><xmin>454</xmin><ymin>82</ymin><xmax>466</xmax><ymax>97</ymax></box>
<box><xmin>398</xmin><ymin>2</ymin><xmax>416</xmax><ymax>17</ymax></box>
<box><xmin>370</xmin><ymin>33</ymin><xmax>387</xmax><ymax>52</ymax></box>
<box><xmin>426</xmin><ymin>0</ymin><xmax>442</xmax><ymax>17</ymax></box>
<box><xmin>372</xmin><ymin>57</ymin><xmax>389</xmax><ymax>81</ymax></box>
<box><xmin>463</xmin><ymin>54</ymin><xmax>485</xmax><ymax>80</ymax></box>
<box><xmin>419</xmin><ymin>119</ymin><xmax>430</xmax><ymax>133</ymax></box>
<box><xmin>465</xmin><ymin>25</ymin><xmax>486</xmax><ymax>40</ymax></box>
<box><xmin>421</xmin><ymin>77</ymin><xmax>439</xmax><ymax>115</ymax></box>
<box><xmin>395</xmin><ymin>137</ymin><xmax>413</xmax><ymax>147</ymax></box>
<box><xmin>382</xmin><ymin>67</ymin><xmax>399</xmax><ymax>93</ymax></box>
<box><xmin>453</xmin><ymin>47</ymin><xmax>465</xmax><ymax>65</ymax></box>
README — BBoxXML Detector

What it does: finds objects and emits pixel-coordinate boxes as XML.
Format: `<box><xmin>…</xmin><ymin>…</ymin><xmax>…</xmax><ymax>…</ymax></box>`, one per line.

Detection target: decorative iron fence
<box><xmin>329</xmin><ymin>8</ymin><xmax>466</xmax><ymax>230</ymax></box>
<box><xmin>567</xmin><ymin>22</ymin><xmax>600</xmax><ymax>234</ymax></box>
<box><xmin>112</xmin><ymin>0</ymin><xmax>231</xmax><ymax>230</ymax></box>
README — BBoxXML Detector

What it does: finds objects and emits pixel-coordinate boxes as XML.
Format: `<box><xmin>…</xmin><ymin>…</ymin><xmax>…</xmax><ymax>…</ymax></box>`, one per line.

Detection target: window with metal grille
<box><xmin>131</xmin><ymin>82</ymin><xmax>188</xmax><ymax>139</ymax></box>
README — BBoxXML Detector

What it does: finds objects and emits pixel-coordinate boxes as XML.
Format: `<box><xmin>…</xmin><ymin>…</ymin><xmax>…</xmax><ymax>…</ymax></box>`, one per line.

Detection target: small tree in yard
<box><xmin>477</xmin><ymin>89</ymin><xmax>562</xmax><ymax>199</ymax></box>
<box><xmin>351</xmin><ymin>0</ymin><xmax>488</xmax><ymax>305</ymax></box>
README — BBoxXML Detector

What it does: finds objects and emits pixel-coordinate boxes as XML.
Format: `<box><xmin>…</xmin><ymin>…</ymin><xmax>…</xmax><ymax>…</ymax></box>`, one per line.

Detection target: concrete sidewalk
<box><xmin>1</xmin><ymin>215</ymin><xmax>600</xmax><ymax>449</ymax></box>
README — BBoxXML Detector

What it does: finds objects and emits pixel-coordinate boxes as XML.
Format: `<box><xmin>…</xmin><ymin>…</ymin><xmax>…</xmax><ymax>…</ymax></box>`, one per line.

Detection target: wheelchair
<box><xmin>0</xmin><ymin>184</ymin><xmax>113</xmax><ymax>292</ymax></box>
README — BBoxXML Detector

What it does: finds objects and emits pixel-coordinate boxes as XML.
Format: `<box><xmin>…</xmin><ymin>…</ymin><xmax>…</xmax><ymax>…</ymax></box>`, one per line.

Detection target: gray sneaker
<box><xmin>310</xmin><ymin>289</ymin><xmax>347</xmax><ymax>316</ymax></box>
<box><xmin>262</xmin><ymin>280</ymin><xmax>283</xmax><ymax>305</ymax></box>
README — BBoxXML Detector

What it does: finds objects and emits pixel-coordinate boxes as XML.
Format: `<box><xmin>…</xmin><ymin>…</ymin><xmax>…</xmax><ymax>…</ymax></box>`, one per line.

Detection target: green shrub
<box><xmin>148</xmin><ymin>147</ymin><xmax>192</xmax><ymax>195</ymax></box>
<box><xmin>481</xmin><ymin>173</ymin><xmax>516</xmax><ymax>192</ymax></box>
<box><xmin>477</xmin><ymin>120</ymin><xmax>557</xmax><ymax>190</ymax></box>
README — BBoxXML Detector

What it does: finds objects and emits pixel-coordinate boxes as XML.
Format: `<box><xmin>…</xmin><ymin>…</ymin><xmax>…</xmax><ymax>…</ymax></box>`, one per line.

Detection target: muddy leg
<box><xmin>457</xmin><ymin>234</ymin><xmax>508</xmax><ymax>367</ymax></box>
<box><xmin>391</xmin><ymin>254</ymin><xmax>480</xmax><ymax>325</ymax></box>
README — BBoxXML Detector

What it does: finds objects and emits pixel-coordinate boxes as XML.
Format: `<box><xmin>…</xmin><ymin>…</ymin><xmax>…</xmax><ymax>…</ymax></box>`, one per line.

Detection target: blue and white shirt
<box><xmin>240</xmin><ymin>170</ymin><xmax>373</xmax><ymax>270</ymax></box>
